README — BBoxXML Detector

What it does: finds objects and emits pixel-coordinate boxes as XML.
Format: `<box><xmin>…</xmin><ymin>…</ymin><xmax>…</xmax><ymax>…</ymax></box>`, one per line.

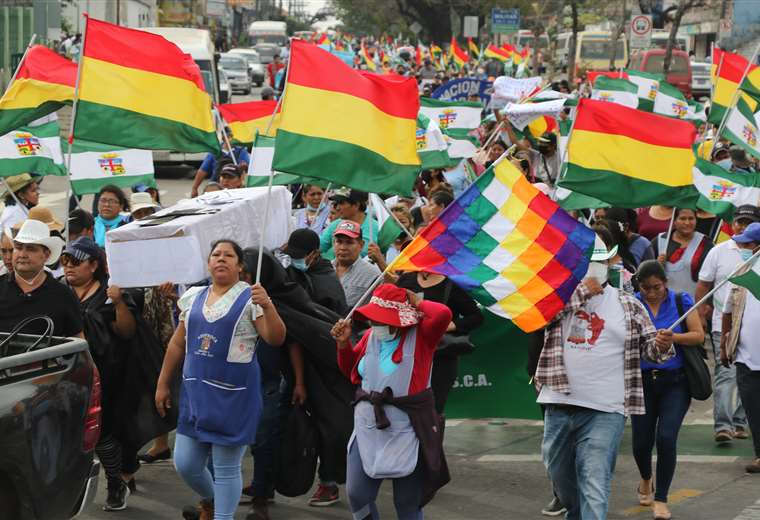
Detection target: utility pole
<box><xmin>116</xmin><ymin>0</ymin><xmax>120</xmax><ymax>25</ymax></box>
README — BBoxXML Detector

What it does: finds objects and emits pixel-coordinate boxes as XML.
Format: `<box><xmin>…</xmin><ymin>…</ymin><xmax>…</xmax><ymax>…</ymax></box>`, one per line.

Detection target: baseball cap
<box><xmin>68</xmin><ymin>209</ymin><xmax>94</xmax><ymax>235</ymax></box>
<box><xmin>333</xmin><ymin>220</ymin><xmax>362</xmax><ymax>240</ymax></box>
<box><xmin>61</xmin><ymin>237</ymin><xmax>101</xmax><ymax>261</ymax></box>
<box><xmin>218</xmin><ymin>163</ymin><xmax>243</xmax><ymax>177</ymax></box>
<box><xmin>285</xmin><ymin>228</ymin><xmax>320</xmax><ymax>259</ymax></box>
<box><xmin>733</xmin><ymin>205</ymin><xmax>760</xmax><ymax>223</ymax></box>
<box><xmin>711</xmin><ymin>141</ymin><xmax>731</xmax><ymax>159</ymax></box>
<box><xmin>537</xmin><ymin>132</ymin><xmax>557</xmax><ymax>146</ymax></box>
<box><xmin>733</xmin><ymin>222</ymin><xmax>760</xmax><ymax>244</ymax></box>
<box><xmin>330</xmin><ymin>187</ymin><xmax>367</xmax><ymax>205</ymax></box>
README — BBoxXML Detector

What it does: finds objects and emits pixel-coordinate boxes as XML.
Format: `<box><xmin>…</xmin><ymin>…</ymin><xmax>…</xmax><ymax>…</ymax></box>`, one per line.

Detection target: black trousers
<box><xmin>736</xmin><ymin>363</ymin><xmax>760</xmax><ymax>458</ymax></box>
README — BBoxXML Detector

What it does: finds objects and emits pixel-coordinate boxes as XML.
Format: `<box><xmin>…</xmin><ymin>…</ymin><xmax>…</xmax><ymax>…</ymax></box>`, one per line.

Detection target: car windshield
<box><xmin>220</xmin><ymin>57</ymin><xmax>246</xmax><ymax>70</ymax></box>
<box><xmin>580</xmin><ymin>39</ymin><xmax>625</xmax><ymax>60</ymax></box>
<box><xmin>644</xmin><ymin>55</ymin><xmax>689</xmax><ymax>74</ymax></box>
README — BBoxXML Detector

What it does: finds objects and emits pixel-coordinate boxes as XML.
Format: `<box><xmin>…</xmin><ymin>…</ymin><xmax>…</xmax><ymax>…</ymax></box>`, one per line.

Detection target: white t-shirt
<box><xmin>538</xmin><ymin>285</ymin><xmax>627</xmax><ymax>415</ymax></box>
<box><xmin>724</xmin><ymin>287</ymin><xmax>760</xmax><ymax>370</ymax></box>
<box><xmin>698</xmin><ymin>240</ymin><xmax>742</xmax><ymax>332</ymax></box>
<box><xmin>0</xmin><ymin>204</ymin><xmax>28</xmax><ymax>235</ymax></box>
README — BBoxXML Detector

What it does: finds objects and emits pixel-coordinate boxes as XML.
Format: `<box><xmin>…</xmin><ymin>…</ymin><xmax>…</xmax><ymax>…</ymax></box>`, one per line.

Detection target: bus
<box><xmin>248</xmin><ymin>21</ymin><xmax>287</xmax><ymax>63</ymax></box>
<box><xmin>511</xmin><ymin>29</ymin><xmax>549</xmax><ymax>50</ymax></box>
<box><xmin>650</xmin><ymin>30</ymin><xmax>690</xmax><ymax>54</ymax></box>
<box><xmin>575</xmin><ymin>31</ymin><xmax>628</xmax><ymax>73</ymax></box>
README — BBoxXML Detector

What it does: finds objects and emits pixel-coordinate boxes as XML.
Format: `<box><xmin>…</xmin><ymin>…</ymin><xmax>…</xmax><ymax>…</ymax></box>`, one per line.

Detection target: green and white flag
<box><xmin>0</xmin><ymin>114</ymin><xmax>65</xmax><ymax>177</ymax></box>
<box><xmin>687</xmin><ymin>99</ymin><xmax>707</xmax><ymax>123</ymax></box>
<box><xmin>693</xmin><ymin>158</ymin><xmax>760</xmax><ymax>220</ymax></box>
<box><xmin>625</xmin><ymin>69</ymin><xmax>662</xmax><ymax>112</ymax></box>
<box><xmin>721</xmin><ymin>97</ymin><xmax>760</xmax><ymax>160</ymax></box>
<box><xmin>653</xmin><ymin>82</ymin><xmax>690</xmax><ymax>121</ymax></box>
<box><xmin>416</xmin><ymin>113</ymin><xmax>453</xmax><ymax>169</ymax></box>
<box><xmin>554</xmin><ymin>185</ymin><xmax>610</xmax><ymax>211</ymax></box>
<box><xmin>247</xmin><ymin>133</ymin><xmax>303</xmax><ymax>187</ymax></box>
<box><xmin>419</xmin><ymin>97</ymin><xmax>483</xmax><ymax>159</ymax></box>
<box><xmin>369</xmin><ymin>193</ymin><xmax>405</xmax><ymax>252</ymax></box>
<box><xmin>729</xmin><ymin>254</ymin><xmax>760</xmax><ymax>300</ymax></box>
<box><xmin>590</xmin><ymin>77</ymin><xmax>639</xmax><ymax>109</ymax></box>
<box><xmin>68</xmin><ymin>138</ymin><xmax>155</xmax><ymax>195</ymax></box>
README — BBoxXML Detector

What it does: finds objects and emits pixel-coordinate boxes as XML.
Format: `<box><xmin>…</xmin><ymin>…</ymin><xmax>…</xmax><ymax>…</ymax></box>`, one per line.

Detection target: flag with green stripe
<box><xmin>624</xmin><ymin>69</ymin><xmax>663</xmax><ymax>112</ymax></box>
<box><xmin>68</xmin><ymin>138</ymin><xmax>155</xmax><ymax>195</ymax></box>
<box><xmin>721</xmin><ymin>96</ymin><xmax>760</xmax><ymax>160</ymax></box>
<box><xmin>693</xmin><ymin>158</ymin><xmax>760</xmax><ymax>220</ymax></box>
<box><xmin>416</xmin><ymin>113</ymin><xmax>454</xmax><ymax>169</ymax></box>
<box><xmin>0</xmin><ymin>114</ymin><xmax>65</xmax><ymax>177</ymax></box>
<box><xmin>419</xmin><ymin>97</ymin><xmax>483</xmax><ymax>159</ymax></box>
<box><xmin>369</xmin><ymin>193</ymin><xmax>405</xmax><ymax>252</ymax></box>
<box><xmin>590</xmin><ymin>76</ymin><xmax>639</xmax><ymax>109</ymax></box>
<box><xmin>729</xmin><ymin>255</ymin><xmax>760</xmax><ymax>300</ymax></box>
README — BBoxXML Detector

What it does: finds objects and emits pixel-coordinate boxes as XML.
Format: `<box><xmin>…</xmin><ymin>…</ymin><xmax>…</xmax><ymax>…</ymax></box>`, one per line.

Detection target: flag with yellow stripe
<box><xmin>217</xmin><ymin>100</ymin><xmax>279</xmax><ymax>145</ymax></box>
<box><xmin>73</xmin><ymin>16</ymin><xmax>220</xmax><ymax>153</ymax></box>
<box><xmin>272</xmin><ymin>39</ymin><xmax>420</xmax><ymax>195</ymax></box>
<box><xmin>559</xmin><ymin>98</ymin><xmax>699</xmax><ymax>208</ymax></box>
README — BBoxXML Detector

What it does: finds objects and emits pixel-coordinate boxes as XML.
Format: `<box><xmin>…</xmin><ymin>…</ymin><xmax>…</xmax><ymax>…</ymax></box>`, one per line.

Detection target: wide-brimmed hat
<box><xmin>355</xmin><ymin>284</ymin><xmax>423</xmax><ymax>328</ymax></box>
<box><xmin>0</xmin><ymin>173</ymin><xmax>35</xmax><ymax>198</ymax></box>
<box><xmin>24</xmin><ymin>206</ymin><xmax>64</xmax><ymax>233</ymax></box>
<box><xmin>13</xmin><ymin>219</ymin><xmax>64</xmax><ymax>265</ymax></box>
<box><xmin>130</xmin><ymin>192</ymin><xmax>159</xmax><ymax>215</ymax></box>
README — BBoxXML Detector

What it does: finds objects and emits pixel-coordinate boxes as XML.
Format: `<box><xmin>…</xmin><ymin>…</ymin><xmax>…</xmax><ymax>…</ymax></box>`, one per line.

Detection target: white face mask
<box><xmin>584</xmin><ymin>261</ymin><xmax>608</xmax><ymax>285</ymax></box>
<box><xmin>371</xmin><ymin>325</ymin><xmax>395</xmax><ymax>342</ymax></box>
<box><xmin>739</xmin><ymin>248</ymin><xmax>754</xmax><ymax>261</ymax></box>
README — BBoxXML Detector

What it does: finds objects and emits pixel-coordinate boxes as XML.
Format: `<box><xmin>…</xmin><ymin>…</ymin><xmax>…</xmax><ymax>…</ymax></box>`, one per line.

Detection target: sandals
<box><xmin>637</xmin><ymin>483</ymin><xmax>654</xmax><ymax>506</ymax></box>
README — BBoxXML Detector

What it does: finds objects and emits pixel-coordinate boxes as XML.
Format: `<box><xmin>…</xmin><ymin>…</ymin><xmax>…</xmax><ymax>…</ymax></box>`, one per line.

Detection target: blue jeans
<box><xmin>542</xmin><ymin>406</ymin><xmax>626</xmax><ymax>520</ymax></box>
<box><xmin>711</xmin><ymin>331</ymin><xmax>746</xmax><ymax>432</ymax></box>
<box><xmin>631</xmin><ymin>369</ymin><xmax>691</xmax><ymax>502</ymax></box>
<box><xmin>346</xmin><ymin>441</ymin><xmax>423</xmax><ymax>520</ymax></box>
<box><xmin>174</xmin><ymin>433</ymin><xmax>248</xmax><ymax>520</ymax></box>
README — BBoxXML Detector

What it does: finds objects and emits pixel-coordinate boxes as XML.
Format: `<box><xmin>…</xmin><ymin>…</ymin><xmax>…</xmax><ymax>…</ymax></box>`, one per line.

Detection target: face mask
<box><xmin>584</xmin><ymin>261</ymin><xmax>608</xmax><ymax>285</ymax></box>
<box><xmin>307</xmin><ymin>204</ymin><xmax>321</xmax><ymax>211</ymax></box>
<box><xmin>739</xmin><ymin>248</ymin><xmax>754</xmax><ymax>261</ymax></box>
<box><xmin>371</xmin><ymin>325</ymin><xmax>395</xmax><ymax>342</ymax></box>
<box><xmin>716</xmin><ymin>158</ymin><xmax>732</xmax><ymax>170</ymax></box>
<box><xmin>291</xmin><ymin>258</ymin><xmax>308</xmax><ymax>271</ymax></box>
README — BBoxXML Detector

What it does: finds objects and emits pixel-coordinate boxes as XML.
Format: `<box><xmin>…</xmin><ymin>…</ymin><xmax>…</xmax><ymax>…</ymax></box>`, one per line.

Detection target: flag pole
<box><xmin>660</xmin><ymin>207</ymin><xmax>677</xmax><ymax>259</ymax></box>
<box><xmin>254</xmin><ymin>38</ymin><xmax>291</xmax><ymax>285</ymax></box>
<box><xmin>214</xmin><ymin>109</ymin><xmax>237</xmax><ymax>165</ymax></box>
<box><xmin>714</xmin><ymin>42</ymin><xmax>760</xmax><ymax>144</ymax></box>
<box><xmin>668</xmin><ymin>248</ymin><xmax>760</xmax><ymax>331</ymax></box>
<box><xmin>64</xmin><ymin>14</ymin><xmax>89</xmax><ymax>242</ymax></box>
<box><xmin>2</xmin><ymin>34</ymin><xmax>36</xmax><ymax>97</ymax></box>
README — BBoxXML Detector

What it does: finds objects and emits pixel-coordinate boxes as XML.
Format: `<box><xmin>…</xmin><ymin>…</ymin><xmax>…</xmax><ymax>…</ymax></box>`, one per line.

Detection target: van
<box><xmin>248</xmin><ymin>20</ymin><xmax>287</xmax><ymax>63</ymax></box>
<box><xmin>629</xmin><ymin>48</ymin><xmax>692</xmax><ymax>98</ymax></box>
<box><xmin>650</xmin><ymin>30</ymin><xmax>690</xmax><ymax>54</ymax></box>
<box><xmin>512</xmin><ymin>29</ymin><xmax>549</xmax><ymax>50</ymax></box>
<box><xmin>139</xmin><ymin>27</ymin><xmax>220</xmax><ymax>166</ymax></box>
<box><xmin>575</xmin><ymin>31</ymin><xmax>628</xmax><ymax>73</ymax></box>
<box><xmin>556</xmin><ymin>32</ymin><xmax>571</xmax><ymax>71</ymax></box>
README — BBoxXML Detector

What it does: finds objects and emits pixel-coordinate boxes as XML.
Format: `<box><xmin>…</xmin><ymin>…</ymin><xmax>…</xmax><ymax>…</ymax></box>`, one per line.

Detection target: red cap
<box><xmin>333</xmin><ymin>220</ymin><xmax>362</xmax><ymax>239</ymax></box>
<box><xmin>355</xmin><ymin>284</ymin><xmax>422</xmax><ymax>328</ymax></box>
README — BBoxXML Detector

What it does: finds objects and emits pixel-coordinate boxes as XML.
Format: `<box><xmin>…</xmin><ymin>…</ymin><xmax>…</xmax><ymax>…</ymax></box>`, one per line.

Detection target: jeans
<box><xmin>250</xmin><ymin>376</ymin><xmax>285</xmax><ymax>498</ymax></box>
<box><xmin>711</xmin><ymin>331</ymin><xmax>746</xmax><ymax>432</ymax></box>
<box><xmin>174</xmin><ymin>433</ymin><xmax>248</xmax><ymax>520</ymax></box>
<box><xmin>736</xmin><ymin>363</ymin><xmax>760</xmax><ymax>458</ymax></box>
<box><xmin>346</xmin><ymin>441</ymin><xmax>423</xmax><ymax>520</ymax></box>
<box><xmin>631</xmin><ymin>370</ymin><xmax>691</xmax><ymax>503</ymax></box>
<box><xmin>542</xmin><ymin>406</ymin><xmax>626</xmax><ymax>520</ymax></box>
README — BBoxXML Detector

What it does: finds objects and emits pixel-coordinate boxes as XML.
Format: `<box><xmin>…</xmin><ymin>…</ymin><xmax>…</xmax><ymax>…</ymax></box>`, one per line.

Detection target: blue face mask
<box><xmin>739</xmin><ymin>248</ymin><xmax>754</xmax><ymax>261</ymax></box>
<box><xmin>716</xmin><ymin>158</ymin><xmax>732</xmax><ymax>171</ymax></box>
<box><xmin>291</xmin><ymin>258</ymin><xmax>308</xmax><ymax>271</ymax></box>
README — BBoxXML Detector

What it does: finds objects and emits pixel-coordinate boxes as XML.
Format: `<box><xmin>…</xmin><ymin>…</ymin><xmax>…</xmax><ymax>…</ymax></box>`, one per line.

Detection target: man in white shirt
<box><xmin>696</xmin><ymin>205</ymin><xmax>759</xmax><ymax>443</ymax></box>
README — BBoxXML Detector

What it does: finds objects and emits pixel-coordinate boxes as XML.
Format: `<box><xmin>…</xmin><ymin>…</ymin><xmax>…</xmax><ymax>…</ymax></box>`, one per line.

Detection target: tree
<box><xmin>608</xmin><ymin>0</ymin><xmax>629</xmax><ymax>71</ymax></box>
<box><xmin>567</xmin><ymin>0</ymin><xmax>580</xmax><ymax>84</ymax></box>
<box><xmin>663</xmin><ymin>0</ymin><xmax>704</xmax><ymax>73</ymax></box>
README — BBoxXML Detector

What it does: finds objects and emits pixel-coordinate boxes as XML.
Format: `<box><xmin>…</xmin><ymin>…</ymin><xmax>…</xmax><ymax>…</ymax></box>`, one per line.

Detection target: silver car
<box><xmin>691</xmin><ymin>61</ymin><xmax>711</xmax><ymax>101</ymax></box>
<box><xmin>228</xmin><ymin>48</ymin><xmax>265</xmax><ymax>87</ymax></box>
<box><xmin>219</xmin><ymin>53</ymin><xmax>252</xmax><ymax>95</ymax></box>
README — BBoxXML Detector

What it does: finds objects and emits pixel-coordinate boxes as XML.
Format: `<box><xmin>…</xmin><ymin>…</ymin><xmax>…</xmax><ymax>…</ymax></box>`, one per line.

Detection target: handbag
<box><xmin>675</xmin><ymin>292</ymin><xmax>712</xmax><ymax>401</ymax></box>
<box><xmin>275</xmin><ymin>404</ymin><xmax>319</xmax><ymax>497</ymax></box>
<box><xmin>435</xmin><ymin>280</ymin><xmax>475</xmax><ymax>356</ymax></box>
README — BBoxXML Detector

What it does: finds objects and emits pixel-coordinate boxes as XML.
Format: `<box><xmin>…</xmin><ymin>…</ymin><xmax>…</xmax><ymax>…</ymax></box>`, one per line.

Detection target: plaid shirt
<box><xmin>535</xmin><ymin>283</ymin><xmax>674</xmax><ymax>416</ymax></box>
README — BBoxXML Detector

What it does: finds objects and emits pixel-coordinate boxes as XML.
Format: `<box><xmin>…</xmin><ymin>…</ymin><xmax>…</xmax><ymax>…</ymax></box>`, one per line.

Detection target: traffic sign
<box><xmin>463</xmin><ymin>16</ymin><xmax>479</xmax><ymax>38</ymax></box>
<box><xmin>491</xmin><ymin>8</ymin><xmax>520</xmax><ymax>35</ymax></box>
<box><xmin>630</xmin><ymin>14</ymin><xmax>652</xmax><ymax>49</ymax></box>
<box><xmin>409</xmin><ymin>21</ymin><xmax>422</xmax><ymax>35</ymax></box>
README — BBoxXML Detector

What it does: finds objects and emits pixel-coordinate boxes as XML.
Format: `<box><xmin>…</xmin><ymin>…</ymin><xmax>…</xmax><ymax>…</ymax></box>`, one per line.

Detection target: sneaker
<box><xmin>715</xmin><ymin>430</ymin><xmax>733</xmax><ymax>443</ymax></box>
<box><xmin>241</xmin><ymin>485</ymin><xmax>275</xmax><ymax>504</ymax></box>
<box><xmin>734</xmin><ymin>427</ymin><xmax>750</xmax><ymax>440</ymax></box>
<box><xmin>103</xmin><ymin>480</ymin><xmax>130</xmax><ymax>511</ymax></box>
<box><xmin>182</xmin><ymin>500</ymin><xmax>213</xmax><ymax>520</ymax></box>
<box><xmin>541</xmin><ymin>497</ymin><xmax>567</xmax><ymax>516</ymax></box>
<box><xmin>308</xmin><ymin>484</ymin><xmax>339</xmax><ymax>507</ymax></box>
<box><xmin>246</xmin><ymin>497</ymin><xmax>270</xmax><ymax>520</ymax></box>
<box><xmin>137</xmin><ymin>448</ymin><xmax>171</xmax><ymax>463</ymax></box>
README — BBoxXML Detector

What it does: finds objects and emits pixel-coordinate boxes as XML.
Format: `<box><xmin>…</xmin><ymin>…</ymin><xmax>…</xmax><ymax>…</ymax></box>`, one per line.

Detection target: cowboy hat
<box><xmin>355</xmin><ymin>284</ymin><xmax>422</xmax><ymax>328</ymax></box>
<box><xmin>0</xmin><ymin>173</ymin><xmax>36</xmax><ymax>198</ymax></box>
<box><xmin>13</xmin><ymin>219</ymin><xmax>64</xmax><ymax>265</ymax></box>
<box><xmin>129</xmin><ymin>192</ymin><xmax>159</xmax><ymax>215</ymax></box>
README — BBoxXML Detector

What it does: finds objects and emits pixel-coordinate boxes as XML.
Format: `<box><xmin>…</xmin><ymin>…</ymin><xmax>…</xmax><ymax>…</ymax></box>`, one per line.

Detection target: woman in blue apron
<box><xmin>155</xmin><ymin>240</ymin><xmax>286</xmax><ymax>520</ymax></box>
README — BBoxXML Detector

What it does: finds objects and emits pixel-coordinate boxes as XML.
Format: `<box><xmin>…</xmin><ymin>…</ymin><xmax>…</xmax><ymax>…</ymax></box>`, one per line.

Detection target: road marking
<box><xmin>477</xmin><ymin>454</ymin><xmax>543</xmax><ymax>462</ymax></box>
<box><xmin>476</xmin><ymin>454</ymin><xmax>738</xmax><ymax>464</ymax></box>
<box><xmin>445</xmin><ymin>420</ymin><xmax>463</xmax><ymax>427</ymax></box>
<box><xmin>622</xmin><ymin>489</ymin><xmax>702</xmax><ymax>516</ymax></box>
<box><xmin>734</xmin><ymin>499</ymin><xmax>760</xmax><ymax>519</ymax></box>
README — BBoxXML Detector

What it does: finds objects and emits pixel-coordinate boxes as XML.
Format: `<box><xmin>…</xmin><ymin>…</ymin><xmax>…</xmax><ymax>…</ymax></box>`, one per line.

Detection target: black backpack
<box><xmin>275</xmin><ymin>405</ymin><xmax>319</xmax><ymax>497</ymax></box>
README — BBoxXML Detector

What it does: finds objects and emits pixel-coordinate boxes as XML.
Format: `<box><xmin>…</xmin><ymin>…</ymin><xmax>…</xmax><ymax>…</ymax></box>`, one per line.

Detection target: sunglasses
<box><xmin>60</xmin><ymin>256</ymin><xmax>84</xmax><ymax>267</ymax></box>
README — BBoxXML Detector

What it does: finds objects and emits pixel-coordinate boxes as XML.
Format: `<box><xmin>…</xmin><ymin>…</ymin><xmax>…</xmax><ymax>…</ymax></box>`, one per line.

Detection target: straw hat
<box><xmin>25</xmin><ymin>207</ymin><xmax>64</xmax><ymax>233</ymax></box>
<box><xmin>129</xmin><ymin>192</ymin><xmax>159</xmax><ymax>215</ymax></box>
<box><xmin>13</xmin><ymin>219</ymin><xmax>64</xmax><ymax>265</ymax></box>
<box><xmin>1</xmin><ymin>173</ymin><xmax>35</xmax><ymax>198</ymax></box>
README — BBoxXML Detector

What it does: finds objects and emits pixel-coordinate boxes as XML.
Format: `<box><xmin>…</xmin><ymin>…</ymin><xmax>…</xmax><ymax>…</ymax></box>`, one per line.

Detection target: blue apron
<box><xmin>177</xmin><ymin>285</ymin><xmax>263</xmax><ymax>446</ymax></box>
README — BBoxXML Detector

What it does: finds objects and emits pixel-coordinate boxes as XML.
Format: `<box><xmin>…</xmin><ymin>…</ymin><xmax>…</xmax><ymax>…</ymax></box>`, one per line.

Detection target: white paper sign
<box><xmin>503</xmin><ymin>98</ymin><xmax>566</xmax><ymax>130</ymax></box>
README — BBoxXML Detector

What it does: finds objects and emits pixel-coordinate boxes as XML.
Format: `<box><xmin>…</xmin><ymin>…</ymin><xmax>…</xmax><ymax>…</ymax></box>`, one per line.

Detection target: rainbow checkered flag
<box><xmin>389</xmin><ymin>160</ymin><xmax>596</xmax><ymax>332</ymax></box>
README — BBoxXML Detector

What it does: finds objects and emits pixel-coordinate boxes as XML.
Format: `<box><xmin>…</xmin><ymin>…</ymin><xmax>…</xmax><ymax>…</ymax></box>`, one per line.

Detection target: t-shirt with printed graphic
<box><xmin>178</xmin><ymin>282</ymin><xmax>263</xmax><ymax>363</ymax></box>
<box><xmin>538</xmin><ymin>285</ymin><xmax>627</xmax><ymax>415</ymax></box>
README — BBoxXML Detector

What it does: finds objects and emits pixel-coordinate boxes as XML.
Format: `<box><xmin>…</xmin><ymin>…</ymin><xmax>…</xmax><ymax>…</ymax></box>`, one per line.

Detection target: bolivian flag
<box><xmin>450</xmin><ymin>38</ymin><xmax>469</xmax><ymax>68</ymax></box>
<box><xmin>468</xmin><ymin>38</ymin><xmax>480</xmax><ymax>59</ymax></box>
<box><xmin>0</xmin><ymin>45</ymin><xmax>75</xmax><ymax>136</ymax></box>
<box><xmin>710</xmin><ymin>47</ymin><xmax>758</xmax><ymax>125</ymax></box>
<box><xmin>217</xmin><ymin>100</ymin><xmax>280</xmax><ymax>144</ymax></box>
<box><xmin>360</xmin><ymin>43</ymin><xmax>377</xmax><ymax>71</ymax></box>
<box><xmin>560</xmin><ymin>98</ymin><xmax>699</xmax><ymax>208</ymax></box>
<box><xmin>73</xmin><ymin>16</ymin><xmax>219</xmax><ymax>153</ymax></box>
<box><xmin>272</xmin><ymin>39</ymin><xmax>420</xmax><ymax>195</ymax></box>
<box><xmin>485</xmin><ymin>44</ymin><xmax>510</xmax><ymax>62</ymax></box>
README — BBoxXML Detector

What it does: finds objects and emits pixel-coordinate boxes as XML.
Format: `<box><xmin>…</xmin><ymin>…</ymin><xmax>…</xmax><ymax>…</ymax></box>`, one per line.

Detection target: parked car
<box><xmin>629</xmin><ymin>48</ymin><xmax>693</xmax><ymax>98</ymax></box>
<box><xmin>0</xmin><ymin>331</ymin><xmax>101</xmax><ymax>519</ymax></box>
<box><xmin>219</xmin><ymin>53</ymin><xmax>252</xmax><ymax>95</ymax></box>
<box><xmin>227</xmin><ymin>48</ymin><xmax>265</xmax><ymax>87</ymax></box>
<box><xmin>691</xmin><ymin>61</ymin><xmax>711</xmax><ymax>100</ymax></box>
<box><xmin>254</xmin><ymin>42</ymin><xmax>281</xmax><ymax>64</ymax></box>
<box><xmin>218</xmin><ymin>69</ymin><xmax>230</xmax><ymax>103</ymax></box>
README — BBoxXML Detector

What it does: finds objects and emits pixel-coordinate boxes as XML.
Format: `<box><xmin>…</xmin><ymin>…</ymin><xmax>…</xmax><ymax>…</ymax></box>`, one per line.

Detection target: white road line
<box><xmin>476</xmin><ymin>454</ymin><xmax>738</xmax><ymax>463</ymax></box>
<box><xmin>477</xmin><ymin>455</ymin><xmax>543</xmax><ymax>462</ymax></box>
<box><xmin>733</xmin><ymin>499</ymin><xmax>760</xmax><ymax>520</ymax></box>
<box><xmin>445</xmin><ymin>420</ymin><xmax>463</xmax><ymax>427</ymax></box>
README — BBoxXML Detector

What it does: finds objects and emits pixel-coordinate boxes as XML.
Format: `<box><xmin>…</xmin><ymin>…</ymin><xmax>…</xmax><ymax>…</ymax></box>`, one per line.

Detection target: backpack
<box><xmin>275</xmin><ymin>405</ymin><xmax>319</xmax><ymax>497</ymax></box>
